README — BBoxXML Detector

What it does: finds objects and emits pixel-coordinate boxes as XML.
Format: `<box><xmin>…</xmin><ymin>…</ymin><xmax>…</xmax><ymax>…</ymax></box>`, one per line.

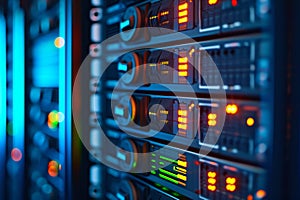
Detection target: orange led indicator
<box><xmin>246</xmin><ymin>117</ymin><xmax>255</xmax><ymax>126</ymax></box>
<box><xmin>208</xmin><ymin>0</ymin><xmax>218</xmax><ymax>5</ymax></box>
<box><xmin>226</xmin><ymin>104</ymin><xmax>238</xmax><ymax>115</ymax></box>
<box><xmin>48</xmin><ymin>160</ymin><xmax>60</xmax><ymax>177</ymax></box>
<box><xmin>54</xmin><ymin>37</ymin><xmax>65</xmax><ymax>48</ymax></box>
<box><xmin>247</xmin><ymin>195</ymin><xmax>254</xmax><ymax>200</ymax></box>
<box><xmin>256</xmin><ymin>190</ymin><xmax>266</xmax><ymax>199</ymax></box>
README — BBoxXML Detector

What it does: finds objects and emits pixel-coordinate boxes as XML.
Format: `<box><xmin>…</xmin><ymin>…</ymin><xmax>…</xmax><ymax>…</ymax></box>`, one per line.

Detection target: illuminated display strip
<box><xmin>159</xmin><ymin>168</ymin><xmax>187</xmax><ymax>181</ymax></box>
<box><xmin>178</xmin><ymin>56</ymin><xmax>188</xmax><ymax>78</ymax></box>
<box><xmin>178</xmin><ymin>2</ymin><xmax>188</xmax><ymax>24</ymax></box>
<box><xmin>11</xmin><ymin>4</ymin><xmax>25</xmax><ymax>199</ymax></box>
<box><xmin>158</xmin><ymin>174</ymin><xmax>186</xmax><ymax>186</ymax></box>
<box><xmin>178</xmin><ymin>103</ymin><xmax>188</xmax><ymax>135</ymax></box>
<box><xmin>207</xmin><ymin>171</ymin><xmax>217</xmax><ymax>192</ymax></box>
<box><xmin>208</xmin><ymin>113</ymin><xmax>217</xmax><ymax>127</ymax></box>
<box><xmin>0</xmin><ymin>12</ymin><xmax>6</xmax><ymax>199</ymax></box>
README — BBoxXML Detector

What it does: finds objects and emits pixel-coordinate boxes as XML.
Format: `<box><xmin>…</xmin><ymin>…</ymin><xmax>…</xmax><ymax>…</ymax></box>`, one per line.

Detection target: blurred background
<box><xmin>0</xmin><ymin>0</ymin><xmax>300</xmax><ymax>199</ymax></box>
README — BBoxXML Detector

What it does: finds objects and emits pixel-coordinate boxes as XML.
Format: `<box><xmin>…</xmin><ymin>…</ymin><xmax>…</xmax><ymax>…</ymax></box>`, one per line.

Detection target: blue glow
<box><xmin>0</xmin><ymin>11</ymin><xmax>6</xmax><ymax>199</ymax></box>
<box><xmin>65</xmin><ymin>0</ymin><xmax>73</xmax><ymax>198</ymax></box>
<box><xmin>12</xmin><ymin>7</ymin><xmax>25</xmax><ymax>156</ymax></box>
<box><xmin>32</xmin><ymin>32</ymin><xmax>60</xmax><ymax>87</ymax></box>
<box><xmin>59</xmin><ymin>1</ymin><xmax>67</xmax><ymax>199</ymax></box>
<box><xmin>32</xmin><ymin>65</ymin><xmax>59</xmax><ymax>87</ymax></box>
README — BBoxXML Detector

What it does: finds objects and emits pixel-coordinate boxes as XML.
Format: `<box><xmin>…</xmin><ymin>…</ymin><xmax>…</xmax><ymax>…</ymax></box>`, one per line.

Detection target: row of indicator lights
<box><xmin>207</xmin><ymin>171</ymin><xmax>217</xmax><ymax>191</ymax></box>
<box><xmin>208</xmin><ymin>104</ymin><xmax>255</xmax><ymax>127</ymax></box>
<box><xmin>178</xmin><ymin>3</ymin><xmax>188</xmax><ymax>24</ymax></box>
<box><xmin>178</xmin><ymin>108</ymin><xmax>188</xmax><ymax>132</ymax></box>
<box><xmin>208</xmin><ymin>0</ymin><xmax>238</xmax><ymax>7</ymax></box>
<box><xmin>207</xmin><ymin>171</ymin><xmax>266</xmax><ymax>199</ymax></box>
<box><xmin>178</xmin><ymin>57</ymin><xmax>188</xmax><ymax>77</ymax></box>
<box><xmin>207</xmin><ymin>172</ymin><xmax>237</xmax><ymax>192</ymax></box>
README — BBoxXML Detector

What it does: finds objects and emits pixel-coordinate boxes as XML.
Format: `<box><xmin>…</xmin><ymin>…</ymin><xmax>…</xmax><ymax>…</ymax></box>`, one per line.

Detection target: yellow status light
<box><xmin>208</xmin><ymin>0</ymin><xmax>218</xmax><ymax>5</ymax></box>
<box><xmin>178</xmin><ymin>71</ymin><xmax>188</xmax><ymax>77</ymax></box>
<box><xmin>226</xmin><ymin>177</ymin><xmax>236</xmax><ymax>184</ymax></box>
<box><xmin>178</xmin><ymin>123</ymin><xmax>187</xmax><ymax>130</ymax></box>
<box><xmin>160</xmin><ymin>11</ymin><xmax>169</xmax><ymax>16</ymax></box>
<box><xmin>178</xmin><ymin>64</ymin><xmax>188</xmax><ymax>70</ymax></box>
<box><xmin>226</xmin><ymin>184</ymin><xmax>236</xmax><ymax>192</ymax></box>
<box><xmin>208</xmin><ymin>185</ymin><xmax>216</xmax><ymax>192</ymax></box>
<box><xmin>246</xmin><ymin>117</ymin><xmax>255</xmax><ymax>126</ymax></box>
<box><xmin>208</xmin><ymin>171</ymin><xmax>217</xmax><ymax>178</ymax></box>
<box><xmin>178</xmin><ymin>3</ymin><xmax>188</xmax><ymax>11</ymax></box>
<box><xmin>226</xmin><ymin>104</ymin><xmax>238</xmax><ymax>115</ymax></box>
<box><xmin>177</xmin><ymin>174</ymin><xmax>187</xmax><ymax>181</ymax></box>
<box><xmin>208</xmin><ymin>178</ymin><xmax>216</xmax><ymax>184</ymax></box>
<box><xmin>208</xmin><ymin>113</ymin><xmax>217</xmax><ymax>120</ymax></box>
<box><xmin>208</xmin><ymin>120</ymin><xmax>217</xmax><ymax>126</ymax></box>
<box><xmin>178</xmin><ymin>57</ymin><xmax>188</xmax><ymax>63</ymax></box>
<box><xmin>178</xmin><ymin>10</ymin><xmax>188</xmax><ymax>17</ymax></box>
<box><xmin>179</xmin><ymin>17</ymin><xmax>188</xmax><ymax>24</ymax></box>
<box><xmin>178</xmin><ymin>160</ymin><xmax>187</xmax><ymax>167</ymax></box>
<box><xmin>178</xmin><ymin>117</ymin><xmax>187</xmax><ymax>123</ymax></box>
<box><xmin>178</xmin><ymin>110</ymin><xmax>187</xmax><ymax>116</ymax></box>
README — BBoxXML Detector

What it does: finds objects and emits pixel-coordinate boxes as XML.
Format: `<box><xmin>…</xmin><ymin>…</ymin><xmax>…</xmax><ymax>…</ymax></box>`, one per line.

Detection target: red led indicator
<box><xmin>48</xmin><ymin>160</ymin><xmax>61</xmax><ymax>177</ymax></box>
<box><xmin>232</xmin><ymin>0</ymin><xmax>238</xmax><ymax>7</ymax></box>
<box><xmin>11</xmin><ymin>148</ymin><xmax>22</xmax><ymax>162</ymax></box>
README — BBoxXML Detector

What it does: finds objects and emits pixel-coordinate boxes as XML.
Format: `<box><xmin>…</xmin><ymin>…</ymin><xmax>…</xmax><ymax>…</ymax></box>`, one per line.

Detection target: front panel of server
<box><xmin>72</xmin><ymin>0</ymin><xmax>272</xmax><ymax>200</ymax></box>
<box><xmin>1</xmin><ymin>0</ymin><xmax>299</xmax><ymax>199</ymax></box>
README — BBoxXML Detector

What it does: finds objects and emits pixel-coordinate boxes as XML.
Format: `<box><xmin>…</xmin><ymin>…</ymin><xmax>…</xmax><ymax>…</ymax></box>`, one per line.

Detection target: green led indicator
<box><xmin>151</xmin><ymin>170</ymin><xmax>156</xmax><ymax>175</ymax></box>
<box><xmin>159</xmin><ymin>174</ymin><xmax>179</xmax><ymax>185</ymax></box>
<box><xmin>151</xmin><ymin>159</ymin><xmax>156</xmax><ymax>163</ymax></box>
<box><xmin>132</xmin><ymin>161</ymin><xmax>137</xmax><ymax>168</ymax></box>
<box><xmin>159</xmin><ymin>156</ymin><xmax>177</xmax><ymax>164</ymax></box>
<box><xmin>172</xmin><ymin>192</ymin><xmax>180</xmax><ymax>197</ymax></box>
<box><xmin>159</xmin><ymin>168</ymin><xmax>177</xmax><ymax>179</ymax></box>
